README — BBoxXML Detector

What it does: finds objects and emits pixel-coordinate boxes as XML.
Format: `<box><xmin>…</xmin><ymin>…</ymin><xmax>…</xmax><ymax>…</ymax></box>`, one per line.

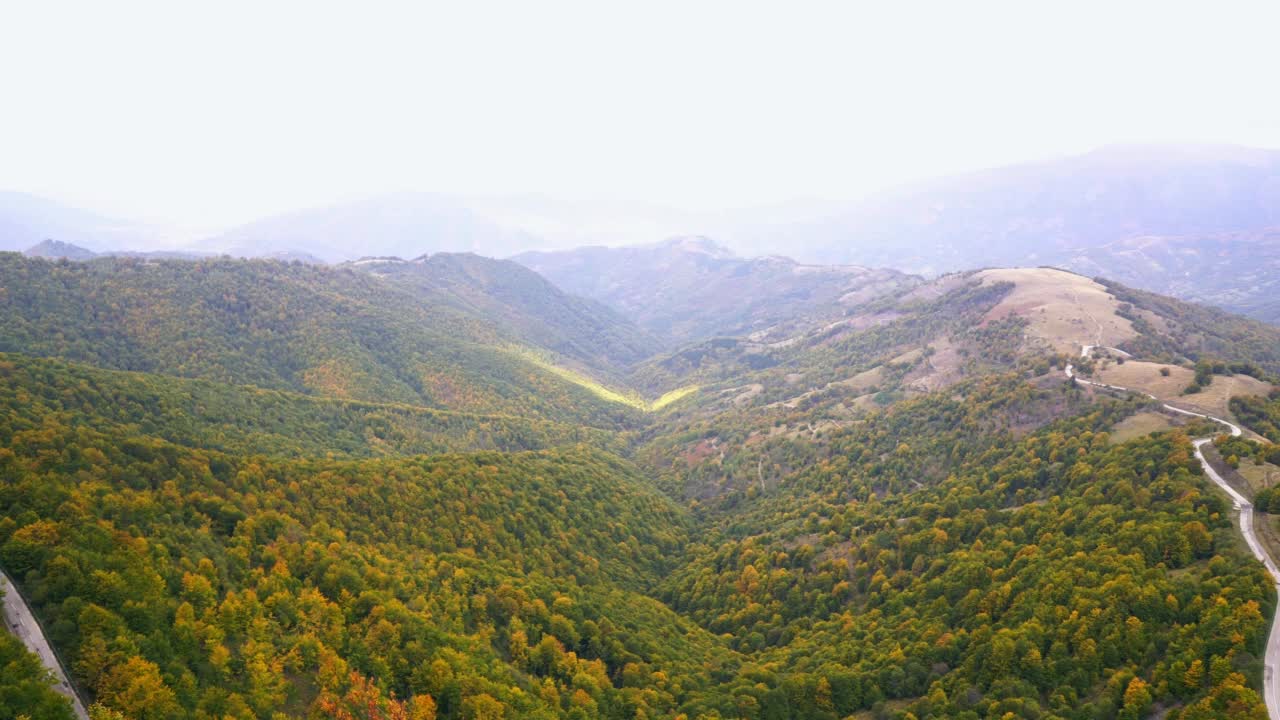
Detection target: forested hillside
<box><xmin>1233</xmin><ymin>391</ymin><xmax>1280</xmax><ymax>443</ymax></box>
<box><xmin>1</xmin><ymin>253</ymin><xmax>1278</xmax><ymax>720</ymax></box>
<box><xmin>0</xmin><ymin>353</ymin><xmax>626</xmax><ymax>458</ymax></box>
<box><xmin>1100</xmin><ymin>279</ymin><xmax>1280</xmax><ymax>377</ymax></box>
<box><xmin>0</xmin><ymin>419</ymin><xmax>722</xmax><ymax>718</ymax></box>
<box><xmin>656</xmin><ymin>377</ymin><xmax>1272</xmax><ymax>718</ymax></box>
<box><xmin>0</xmin><ymin>254</ymin><xmax>651</xmax><ymax>427</ymax></box>
<box><xmin>346</xmin><ymin>253</ymin><xmax>658</xmax><ymax>371</ymax></box>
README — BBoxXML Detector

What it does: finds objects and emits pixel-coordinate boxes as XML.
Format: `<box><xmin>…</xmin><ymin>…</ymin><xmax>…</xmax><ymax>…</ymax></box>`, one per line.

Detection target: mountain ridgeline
<box><xmin>0</xmin><ymin>192</ymin><xmax>162</xmax><ymax>254</ymax></box>
<box><xmin>760</xmin><ymin>144</ymin><xmax>1280</xmax><ymax>270</ymax></box>
<box><xmin>207</xmin><ymin>192</ymin><xmax>543</xmax><ymax>262</ymax></box>
<box><xmin>726</xmin><ymin>144</ymin><xmax>1280</xmax><ymax>323</ymax></box>
<box><xmin>11</xmin><ymin>144</ymin><xmax>1280</xmax><ymax>322</ymax></box>
<box><xmin>514</xmin><ymin>237</ymin><xmax>916</xmax><ymax>342</ymax></box>
<box><xmin>1</xmin><ymin>238</ymin><xmax>1280</xmax><ymax>720</ymax></box>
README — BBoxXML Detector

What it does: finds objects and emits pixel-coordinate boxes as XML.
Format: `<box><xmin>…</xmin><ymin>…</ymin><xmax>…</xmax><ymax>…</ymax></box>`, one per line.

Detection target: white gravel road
<box><xmin>1068</xmin><ymin>348</ymin><xmax>1279</xmax><ymax>720</ymax></box>
<box><xmin>1</xmin><ymin>567</ymin><xmax>89</xmax><ymax>720</ymax></box>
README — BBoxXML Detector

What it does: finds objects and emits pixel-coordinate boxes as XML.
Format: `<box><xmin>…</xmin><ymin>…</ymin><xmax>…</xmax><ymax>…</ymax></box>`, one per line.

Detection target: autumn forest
<box><xmin>2</xmin><ymin>252</ymin><xmax>1280</xmax><ymax>720</ymax></box>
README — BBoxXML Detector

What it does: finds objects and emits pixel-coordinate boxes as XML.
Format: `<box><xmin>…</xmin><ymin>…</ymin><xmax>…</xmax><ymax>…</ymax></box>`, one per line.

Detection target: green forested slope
<box><xmin>352</xmin><ymin>253</ymin><xmax>660</xmax><ymax>372</ymax></box>
<box><xmin>0</xmin><ymin>353</ymin><xmax>625</xmax><ymax>458</ymax></box>
<box><xmin>1101</xmin><ymin>278</ymin><xmax>1280</xmax><ymax>377</ymax></box>
<box><xmin>0</xmin><ymin>254</ymin><xmax>648</xmax><ymax>426</ymax></box>
<box><xmin>0</xmin><ymin>413</ymin><xmax>729</xmax><ymax>718</ymax></box>
<box><xmin>657</xmin><ymin>378</ymin><xmax>1271</xmax><ymax>719</ymax></box>
<box><xmin>1232</xmin><ymin>390</ymin><xmax>1280</xmax><ymax>443</ymax></box>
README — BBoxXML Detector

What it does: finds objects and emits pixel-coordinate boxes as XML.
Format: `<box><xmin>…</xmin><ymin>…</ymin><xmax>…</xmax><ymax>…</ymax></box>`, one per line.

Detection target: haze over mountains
<box><xmin>9</xmin><ymin>143</ymin><xmax>1280</xmax><ymax>324</ymax></box>
<box><xmin>206</xmin><ymin>192</ymin><xmax>543</xmax><ymax>262</ymax></box>
<box><xmin>761</xmin><ymin>143</ymin><xmax>1280</xmax><ymax>270</ymax></box>
<box><xmin>514</xmin><ymin>237</ymin><xmax>914</xmax><ymax>341</ymax></box>
<box><xmin>0</xmin><ymin>192</ymin><xmax>163</xmax><ymax>253</ymax></box>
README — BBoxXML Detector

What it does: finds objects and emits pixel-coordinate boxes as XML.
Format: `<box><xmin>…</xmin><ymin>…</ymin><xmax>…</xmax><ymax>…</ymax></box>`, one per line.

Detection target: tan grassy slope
<box><xmin>978</xmin><ymin>267</ymin><xmax>1136</xmax><ymax>354</ymax></box>
<box><xmin>1094</xmin><ymin>359</ymin><xmax>1272</xmax><ymax>421</ymax></box>
<box><xmin>972</xmin><ymin>267</ymin><xmax>1275</xmax><ymax>435</ymax></box>
<box><xmin>1108</xmin><ymin>411</ymin><xmax>1179</xmax><ymax>444</ymax></box>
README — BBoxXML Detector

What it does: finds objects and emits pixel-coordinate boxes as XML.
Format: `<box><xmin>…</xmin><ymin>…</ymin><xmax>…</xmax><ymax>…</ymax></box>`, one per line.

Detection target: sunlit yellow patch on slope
<box><xmin>509</xmin><ymin>347</ymin><xmax>697</xmax><ymax>412</ymax></box>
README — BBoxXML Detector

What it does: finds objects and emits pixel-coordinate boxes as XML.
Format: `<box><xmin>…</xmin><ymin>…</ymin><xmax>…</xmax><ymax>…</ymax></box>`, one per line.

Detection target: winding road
<box><xmin>1067</xmin><ymin>346</ymin><xmax>1280</xmax><ymax>720</ymax></box>
<box><xmin>1</xmin><ymin>567</ymin><xmax>89</xmax><ymax>720</ymax></box>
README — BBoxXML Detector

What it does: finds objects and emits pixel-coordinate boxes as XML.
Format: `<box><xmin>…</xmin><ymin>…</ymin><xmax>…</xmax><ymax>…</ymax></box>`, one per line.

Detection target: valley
<box><xmin>3</xmin><ymin>247</ymin><xmax>1280</xmax><ymax>720</ymax></box>
<box><xmin>9</xmin><ymin>3</ymin><xmax>1280</xmax><ymax>716</ymax></box>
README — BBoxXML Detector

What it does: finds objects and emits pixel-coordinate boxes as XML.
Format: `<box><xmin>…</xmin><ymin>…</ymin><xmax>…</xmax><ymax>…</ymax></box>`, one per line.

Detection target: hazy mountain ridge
<box><xmin>1056</xmin><ymin>228</ymin><xmax>1280</xmax><ymax>321</ymax></box>
<box><xmin>8</xmin><ymin>144</ymin><xmax>1280</xmax><ymax>326</ymax></box>
<box><xmin>0</xmin><ymin>191</ymin><xmax>163</xmax><ymax>252</ymax></box>
<box><xmin>514</xmin><ymin>236</ymin><xmax>918</xmax><ymax>342</ymax></box>
<box><xmin>22</xmin><ymin>238</ymin><xmax>212</xmax><ymax>263</ymax></box>
<box><xmin>718</xmin><ymin>144</ymin><xmax>1280</xmax><ymax>324</ymax></box>
<box><xmin>207</xmin><ymin>192</ymin><xmax>545</xmax><ymax>262</ymax></box>
<box><xmin>770</xmin><ymin>143</ymin><xmax>1280</xmax><ymax>270</ymax></box>
<box><xmin>23</xmin><ymin>238</ymin><xmax>97</xmax><ymax>260</ymax></box>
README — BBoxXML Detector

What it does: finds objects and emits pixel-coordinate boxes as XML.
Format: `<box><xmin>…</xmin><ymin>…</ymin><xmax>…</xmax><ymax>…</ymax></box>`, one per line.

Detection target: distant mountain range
<box><xmin>753</xmin><ymin>143</ymin><xmax>1280</xmax><ymax>271</ymax></box>
<box><xmin>6</xmin><ymin>143</ymin><xmax>1280</xmax><ymax>322</ymax></box>
<box><xmin>22</xmin><ymin>238</ymin><xmax>216</xmax><ymax>263</ymax></box>
<box><xmin>24</xmin><ymin>238</ymin><xmax>98</xmax><ymax>260</ymax></box>
<box><xmin>736</xmin><ymin>143</ymin><xmax>1280</xmax><ymax>322</ymax></box>
<box><xmin>1056</xmin><ymin>229</ymin><xmax>1280</xmax><ymax>321</ymax></box>
<box><xmin>0</xmin><ymin>191</ymin><xmax>163</xmax><ymax>252</ymax></box>
<box><xmin>206</xmin><ymin>192</ymin><xmax>546</xmax><ymax>262</ymax></box>
<box><xmin>514</xmin><ymin>237</ymin><xmax>916</xmax><ymax>341</ymax></box>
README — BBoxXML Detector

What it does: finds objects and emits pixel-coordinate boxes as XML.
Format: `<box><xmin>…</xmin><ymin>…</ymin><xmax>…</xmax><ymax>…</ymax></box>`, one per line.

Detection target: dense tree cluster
<box><xmin>0</xmin><ymin>405</ymin><xmax>726</xmax><ymax>718</ymax></box>
<box><xmin>657</xmin><ymin>379</ymin><xmax>1273</xmax><ymax>719</ymax></box>
<box><xmin>0</xmin><ymin>353</ymin><xmax>627</xmax><ymax>460</ymax></box>
<box><xmin>1</xmin><ymin>255</ymin><xmax>1276</xmax><ymax>720</ymax></box>
<box><xmin>1232</xmin><ymin>390</ymin><xmax>1280</xmax><ymax>443</ymax></box>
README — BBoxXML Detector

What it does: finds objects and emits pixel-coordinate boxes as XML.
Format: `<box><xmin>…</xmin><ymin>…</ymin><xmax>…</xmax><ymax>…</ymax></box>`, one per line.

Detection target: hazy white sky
<box><xmin>4</xmin><ymin>0</ymin><xmax>1280</xmax><ymax>230</ymax></box>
